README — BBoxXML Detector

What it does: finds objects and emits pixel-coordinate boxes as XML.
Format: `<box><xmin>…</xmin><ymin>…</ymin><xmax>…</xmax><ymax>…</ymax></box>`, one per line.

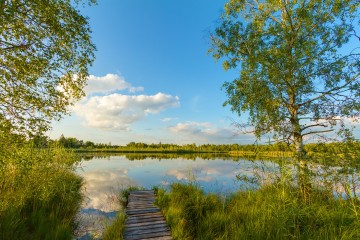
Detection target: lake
<box><xmin>73</xmin><ymin>153</ymin><xmax>359</xmax><ymax>239</ymax></box>
<box><xmin>74</xmin><ymin>153</ymin><xmax>278</xmax><ymax>238</ymax></box>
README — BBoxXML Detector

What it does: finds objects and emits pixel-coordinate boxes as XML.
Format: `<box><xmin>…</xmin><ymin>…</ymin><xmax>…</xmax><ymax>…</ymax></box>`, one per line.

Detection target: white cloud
<box><xmin>74</xmin><ymin>93</ymin><xmax>180</xmax><ymax>130</ymax></box>
<box><xmin>161</xmin><ymin>117</ymin><xmax>177</xmax><ymax>122</ymax></box>
<box><xmin>84</xmin><ymin>74</ymin><xmax>143</xmax><ymax>95</ymax></box>
<box><xmin>80</xmin><ymin>168</ymin><xmax>137</xmax><ymax>211</ymax></box>
<box><xmin>168</xmin><ymin>121</ymin><xmax>238</xmax><ymax>143</ymax></box>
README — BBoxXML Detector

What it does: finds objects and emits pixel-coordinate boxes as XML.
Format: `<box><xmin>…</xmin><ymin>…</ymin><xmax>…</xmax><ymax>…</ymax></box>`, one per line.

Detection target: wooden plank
<box><xmin>130</xmin><ymin>190</ymin><xmax>154</xmax><ymax>193</ymax></box>
<box><xmin>126</xmin><ymin>222</ymin><xmax>168</xmax><ymax>231</ymax></box>
<box><xmin>128</xmin><ymin>203</ymin><xmax>156</xmax><ymax>206</ymax></box>
<box><xmin>124</xmin><ymin>190</ymin><xmax>172</xmax><ymax>240</ymax></box>
<box><xmin>126</xmin><ymin>219</ymin><xmax>166</xmax><ymax>226</ymax></box>
<box><xmin>127</xmin><ymin>212</ymin><xmax>163</xmax><ymax>219</ymax></box>
<box><xmin>126</xmin><ymin>221</ymin><xmax>167</xmax><ymax>228</ymax></box>
<box><xmin>127</xmin><ymin>218</ymin><xmax>165</xmax><ymax>224</ymax></box>
<box><xmin>126</xmin><ymin>216</ymin><xmax>165</xmax><ymax>223</ymax></box>
<box><xmin>124</xmin><ymin>231</ymin><xmax>172</xmax><ymax>240</ymax></box>
<box><xmin>126</xmin><ymin>208</ymin><xmax>161</xmax><ymax>215</ymax></box>
<box><xmin>127</xmin><ymin>206</ymin><xmax>156</xmax><ymax>210</ymax></box>
<box><xmin>125</xmin><ymin>226</ymin><xmax>170</xmax><ymax>236</ymax></box>
<box><xmin>126</xmin><ymin>215</ymin><xmax>165</xmax><ymax>222</ymax></box>
<box><xmin>129</xmin><ymin>196</ymin><xmax>155</xmax><ymax>199</ymax></box>
<box><xmin>138</xmin><ymin>237</ymin><xmax>172</xmax><ymax>240</ymax></box>
<box><xmin>127</xmin><ymin>214</ymin><xmax>164</xmax><ymax>221</ymax></box>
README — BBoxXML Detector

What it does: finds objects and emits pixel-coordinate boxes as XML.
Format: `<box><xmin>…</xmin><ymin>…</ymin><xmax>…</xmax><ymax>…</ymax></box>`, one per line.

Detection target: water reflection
<box><xmin>74</xmin><ymin>153</ymin><xmax>360</xmax><ymax>239</ymax></box>
<box><xmin>74</xmin><ymin>153</ymin><xmax>260</xmax><ymax>239</ymax></box>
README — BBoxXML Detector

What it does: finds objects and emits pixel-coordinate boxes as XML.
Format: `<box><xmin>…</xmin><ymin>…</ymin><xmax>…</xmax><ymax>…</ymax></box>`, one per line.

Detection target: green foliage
<box><xmin>156</xmin><ymin>182</ymin><xmax>360</xmax><ymax>240</ymax></box>
<box><xmin>103</xmin><ymin>212</ymin><xmax>126</xmax><ymax>240</ymax></box>
<box><xmin>0</xmin><ymin>0</ymin><xmax>96</xmax><ymax>135</ymax></box>
<box><xmin>210</xmin><ymin>0</ymin><xmax>360</xmax><ymax>154</ymax></box>
<box><xmin>0</xmin><ymin>139</ymin><xmax>83</xmax><ymax>239</ymax></box>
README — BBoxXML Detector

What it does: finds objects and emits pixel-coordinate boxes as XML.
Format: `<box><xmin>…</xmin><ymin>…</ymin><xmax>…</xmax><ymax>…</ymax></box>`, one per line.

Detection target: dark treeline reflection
<box><xmin>77</xmin><ymin>153</ymin><xmax>294</xmax><ymax>162</ymax></box>
<box><xmin>79</xmin><ymin>153</ymin><xmax>245</xmax><ymax>161</ymax></box>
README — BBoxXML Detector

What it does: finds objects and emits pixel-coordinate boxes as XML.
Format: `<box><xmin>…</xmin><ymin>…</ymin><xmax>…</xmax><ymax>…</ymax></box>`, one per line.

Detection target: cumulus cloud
<box><xmin>161</xmin><ymin>117</ymin><xmax>177</xmax><ymax>122</ymax></box>
<box><xmin>74</xmin><ymin>92</ymin><xmax>180</xmax><ymax>130</ymax></box>
<box><xmin>84</xmin><ymin>73</ymin><xmax>143</xmax><ymax>95</ymax></box>
<box><xmin>81</xmin><ymin>168</ymin><xmax>137</xmax><ymax>211</ymax></box>
<box><xmin>168</xmin><ymin>121</ymin><xmax>238</xmax><ymax>142</ymax></box>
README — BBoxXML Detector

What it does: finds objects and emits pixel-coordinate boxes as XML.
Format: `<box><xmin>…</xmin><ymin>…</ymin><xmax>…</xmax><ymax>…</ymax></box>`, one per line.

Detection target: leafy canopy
<box><xmin>0</xmin><ymin>0</ymin><xmax>96</xmax><ymax>135</ymax></box>
<box><xmin>210</xmin><ymin>0</ymin><xmax>360</xmax><ymax>144</ymax></box>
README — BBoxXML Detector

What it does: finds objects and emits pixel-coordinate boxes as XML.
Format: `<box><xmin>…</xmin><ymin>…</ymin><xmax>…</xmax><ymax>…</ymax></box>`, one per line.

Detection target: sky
<box><xmin>49</xmin><ymin>0</ymin><xmax>251</xmax><ymax>145</ymax></box>
<box><xmin>48</xmin><ymin>0</ymin><xmax>359</xmax><ymax>145</ymax></box>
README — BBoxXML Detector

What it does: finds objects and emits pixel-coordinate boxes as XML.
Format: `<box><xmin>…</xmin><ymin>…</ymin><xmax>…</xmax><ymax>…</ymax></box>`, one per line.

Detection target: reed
<box><xmin>102</xmin><ymin>186</ymin><xmax>143</xmax><ymax>239</ymax></box>
<box><xmin>0</xmin><ymin>142</ymin><xmax>83</xmax><ymax>240</ymax></box>
<box><xmin>156</xmin><ymin>181</ymin><xmax>360</xmax><ymax>239</ymax></box>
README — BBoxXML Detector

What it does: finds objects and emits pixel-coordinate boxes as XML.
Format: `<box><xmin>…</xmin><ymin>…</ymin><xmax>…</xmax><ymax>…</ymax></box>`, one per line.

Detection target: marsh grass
<box><xmin>102</xmin><ymin>211</ymin><xmax>126</xmax><ymax>240</ymax></box>
<box><xmin>155</xmin><ymin>150</ymin><xmax>360</xmax><ymax>240</ymax></box>
<box><xmin>0</xmin><ymin>137</ymin><xmax>83</xmax><ymax>240</ymax></box>
<box><xmin>102</xmin><ymin>186</ymin><xmax>144</xmax><ymax>240</ymax></box>
<box><xmin>156</xmin><ymin>181</ymin><xmax>360</xmax><ymax>239</ymax></box>
<box><xmin>100</xmin><ymin>140</ymin><xmax>360</xmax><ymax>239</ymax></box>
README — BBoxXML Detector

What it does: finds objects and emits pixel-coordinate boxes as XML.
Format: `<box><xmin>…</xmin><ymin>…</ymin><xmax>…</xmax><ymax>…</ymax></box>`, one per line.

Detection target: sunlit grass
<box><xmin>103</xmin><ymin>212</ymin><xmax>126</xmax><ymax>240</ymax></box>
<box><xmin>102</xmin><ymin>186</ymin><xmax>143</xmax><ymax>240</ymax></box>
<box><xmin>156</xmin><ymin>181</ymin><xmax>360</xmax><ymax>240</ymax></box>
<box><xmin>0</xmin><ymin>142</ymin><xmax>83</xmax><ymax>240</ymax></box>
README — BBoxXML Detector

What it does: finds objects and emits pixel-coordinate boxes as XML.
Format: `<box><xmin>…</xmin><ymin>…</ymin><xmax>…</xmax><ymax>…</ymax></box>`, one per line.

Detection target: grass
<box><xmin>102</xmin><ymin>147</ymin><xmax>360</xmax><ymax>239</ymax></box>
<box><xmin>155</xmin><ymin>181</ymin><xmax>360</xmax><ymax>240</ymax></box>
<box><xmin>102</xmin><ymin>186</ymin><xmax>143</xmax><ymax>240</ymax></box>
<box><xmin>103</xmin><ymin>212</ymin><xmax>126</xmax><ymax>240</ymax></box>
<box><xmin>0</xmin><ymin>138</ymin><xmax>83</xmax><ymax>240</ymax></box>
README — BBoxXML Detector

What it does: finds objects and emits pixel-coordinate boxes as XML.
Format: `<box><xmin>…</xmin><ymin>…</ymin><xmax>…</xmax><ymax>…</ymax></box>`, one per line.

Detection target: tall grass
<box><xmin>156</xmin><ymin>181</ymin><xmax>360</xmax><ymax>239</ymax></box>
<box><xmin>0</xmin><ymin>134</ymin><xmax>83</xmax><ymax>240</ymax></box>
<box><xmin>102</xmin><ymin>186</ymin><xmax>143</xmax><ymax>240</ymax></box>
<box><xmin>103</xmin><ymin>212</ymin><xmax>126</xmax><ymax>240</ymax></box>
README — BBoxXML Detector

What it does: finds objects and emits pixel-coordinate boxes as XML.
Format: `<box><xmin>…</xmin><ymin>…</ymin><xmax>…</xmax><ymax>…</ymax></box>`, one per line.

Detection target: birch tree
<box><xmin>209</xmin><ymin>0</ymin><xmax>360</xmax><ymax>158</ymax></box>
<box><xmin>0</xmin><ymin>0</ymin><xmax>96</xmax><ymax>135</ymax></box>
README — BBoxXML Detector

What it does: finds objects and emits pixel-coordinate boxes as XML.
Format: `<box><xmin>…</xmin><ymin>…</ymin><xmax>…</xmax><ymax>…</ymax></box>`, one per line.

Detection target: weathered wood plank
<box><xmin>124</xmin><ymin>190</ymin><xmax>172</xmax><ymax>240</ymax></box>
<box><xmin>125</xmin><ymin>226</ymin><xmax>170</xmax><ymax>236</ymax></box>
<box><xmin>124</xmin><ymin>231</ymin><xmax>172</xmax><ymax>240</ymax></box>
<box><xmin>126</xmin><ymin>215</ymin><xmax>165</xmax><ymax>222</ymax></box>
<box><xmin>127</xmin><ymin>204</ymin><xmax>157</xmax><ymax>209</ymax></box>
<box><xmin>127</xmin><ymin>212</ymin><xmax>163</xmax><ymax>219</ymax></box>
<box><xmin>126</xmin><ymin>218</ymin><xmax>166</xmax><ymax>225</ymax></box>
<box><xmin>130</xmin><ymin>190</ymin><xmax>154</xmax><ymax>194</ymax></box>
<box><xmin>127</xmin><ymin>218</ymin><xmax>165</xmax><ymax>223</ymax></box>
<box><xmin>137</xmin><ymin>237</ymin><xmax>172</xmax><ymax>240</ymax></box>
<box><xmin>126</xmin><ymin>220</ymin><xmax>166</xmax><ymax>229</ymax></box>
<box><xmin>126</xmin><ymin>222</ymin><xmax>168</xmax><ymax>231</ymax></box>
<box><xmin>126</xmin><ymin>216</ymin><xmax>165</xmax><ymax>223</ymax></box>
<box><xmin>126</xmin><ymin>208</ymin><xmax>161</xmax><ymax>215</ymax></box>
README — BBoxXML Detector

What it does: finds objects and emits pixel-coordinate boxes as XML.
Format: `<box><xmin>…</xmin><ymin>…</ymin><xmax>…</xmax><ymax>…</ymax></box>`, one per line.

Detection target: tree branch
<box><xmin>299</xmin><ymin>72</ymin><xmax>360</xmax><ymax>107</ymax></box>
<box><xmin>302</xmin><ymin>129</ymin><xmax>334</xmax><ymax>136</ymax></box>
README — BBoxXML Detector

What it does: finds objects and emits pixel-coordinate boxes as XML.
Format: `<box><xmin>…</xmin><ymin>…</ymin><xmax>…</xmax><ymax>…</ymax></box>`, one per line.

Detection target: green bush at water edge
<box><xmin>0</xmin><ymin>138</ymin><xmax>83</xmax><ymax>240</ymax></box>
<box><xmin>156</xmin><ymin>182</ymin><xmax>360</xmax><ymax>240</ymax></box>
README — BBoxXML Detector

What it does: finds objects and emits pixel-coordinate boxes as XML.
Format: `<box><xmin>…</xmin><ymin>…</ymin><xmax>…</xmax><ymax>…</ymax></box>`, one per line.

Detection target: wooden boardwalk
<box><xmin>124</xmin><ymin>190</ymin><xmax>172</xmax><ymax>240</ymax></box>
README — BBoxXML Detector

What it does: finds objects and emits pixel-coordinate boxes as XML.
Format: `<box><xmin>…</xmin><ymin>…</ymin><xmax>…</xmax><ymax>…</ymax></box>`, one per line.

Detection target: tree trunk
<box><xmin>292</xmin><ymin>115</ymin><xmax>312</xmax><ymax>201</ymax></box>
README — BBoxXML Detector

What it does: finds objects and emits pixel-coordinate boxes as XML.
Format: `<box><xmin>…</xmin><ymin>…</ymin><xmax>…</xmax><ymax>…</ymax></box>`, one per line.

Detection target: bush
<box><xmin>156</xmin><ymin>182</ymin><xmax>360</xmax><ymax>240</ymax></box>
<box><xmin>0</xmin><ymin>135</ymin><xmax>83</xmax><ymax>240</ymax></box>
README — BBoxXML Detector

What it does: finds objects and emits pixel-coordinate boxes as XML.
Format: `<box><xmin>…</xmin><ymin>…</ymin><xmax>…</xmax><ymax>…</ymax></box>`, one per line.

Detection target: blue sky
<box><xmin>49</xmin><ymin>0</ymin><xmax>359</xmax><ymax>145</ymax></box>
<box><xmin>49</xmin><ymin>0</ymin><xmax>252</xmax><ymax>145</ymax></box>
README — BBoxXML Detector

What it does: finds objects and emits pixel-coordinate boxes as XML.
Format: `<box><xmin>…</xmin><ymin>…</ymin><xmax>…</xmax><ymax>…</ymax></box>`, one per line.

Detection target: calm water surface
<box><xmin>73</xmin><ymin>153</ymin><xmax>359</xmax><ymax>239</ymax></box>
<box><xmin>74</xmin><ymin>154</ymin><xmax>275</xmax><ymax>239</ymax></box>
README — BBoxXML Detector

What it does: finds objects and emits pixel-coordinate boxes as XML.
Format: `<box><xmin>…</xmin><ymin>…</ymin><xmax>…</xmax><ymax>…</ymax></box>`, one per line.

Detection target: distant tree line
<box><xmin>31</xmin><ymin>134</ymin><xmax>359</xmax><ymax>156</ymax></box>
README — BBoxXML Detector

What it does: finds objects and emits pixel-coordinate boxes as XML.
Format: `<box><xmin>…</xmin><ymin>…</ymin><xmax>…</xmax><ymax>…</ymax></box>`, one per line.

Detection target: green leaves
<box><xmin>0</xmin><ymin>0</ymin><xmax>96</xmax><ymax>136</ymax></box>
<box><xmin>210</xmin><ymin>0</ymin><xmax>360</xmax><ymax>146</ymax></box>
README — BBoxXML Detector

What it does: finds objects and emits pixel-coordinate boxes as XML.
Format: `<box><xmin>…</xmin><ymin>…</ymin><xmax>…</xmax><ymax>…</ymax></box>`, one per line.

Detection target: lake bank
<box><xmin>154</xmin><ymin>182</ymin><xmax>360</xmax><ymax>239</ymax></box>
<box><xmin>0</xmin><ymin>144</ymin><xmax>82</xmax><ymax>240</ymax></box>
